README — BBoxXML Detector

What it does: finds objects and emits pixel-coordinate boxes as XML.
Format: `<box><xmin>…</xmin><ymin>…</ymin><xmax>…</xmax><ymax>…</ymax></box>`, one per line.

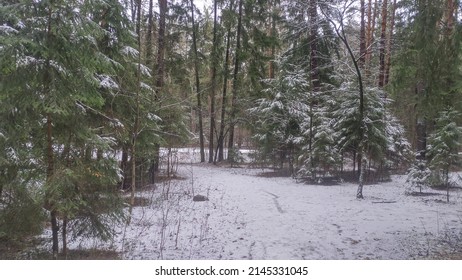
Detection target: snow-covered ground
<box><xmin>60</xmin><ymin>158</ymin><xmax>462</xmax><ymax>260</ymax></box>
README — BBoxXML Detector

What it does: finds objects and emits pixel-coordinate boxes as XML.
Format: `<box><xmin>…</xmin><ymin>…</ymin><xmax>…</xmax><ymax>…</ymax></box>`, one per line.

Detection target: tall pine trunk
<box><xmin>44</xmin><ymin>4</ymin><xmax>59</xmax><ymax>259</ymax></box>
<box><xmin>365</xmin><ymin>0</ymin><xmax>378</xmax><ymax>73</ymax></box>
<box><xmin>209</xmin><ymin>0</ymin><xmax>218</xmax><ymax>163</ymax></box>
<box><xmin>217</xmin><ymin>22</ymin><xmax>233</xmax><ymax>162</ymax></box>
<box><xmin>378</xmin><ymin>0</ymin><xmax>388</xmax><ymax>88</ymax></box>
<box><xmin>129</xmin><ymin>0</ymin><xmax>142</xmax><ymax>220</ymax></box>
<box><xmin>384</xmin><ymin>0</ymin><xmax>396</xmax><ymax>87</ymax></box>
<box><xmin>228</xmin><ymin>0</ymin><xmax>243</xmax><ymax>162</ymax></box>
<box><xmin>190</xmin><ymin>0</ymin><xmax>205</xmax><ymax>162</ymax></box>
<box><xmin>152</xmin><ymin>0</ymin><xmax>168</xmax><ymax>174</ymax></box>
<box><xmin>145</xmin><ymin>0</ymin><xmax>154</xmax><ymax>67</ymax></box>
<box><xmin>360</xmin><ymin>0</ymin><xmax>366</xmax><ymax>67</ymax></box>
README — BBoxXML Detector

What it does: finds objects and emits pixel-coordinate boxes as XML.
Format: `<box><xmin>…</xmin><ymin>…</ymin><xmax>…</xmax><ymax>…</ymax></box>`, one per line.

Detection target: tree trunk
<box><xmin>268</xmin><ymin>0</ymin><xmax>276</xmax><ymax>79</ymax></box>
<box><xmin>209</xmin><ymin>0</ymin><xmax>218</xmax><ymax>163</ymax></box>
<box><xmin>62</xmin><ymin>216</ymin><xmax>68</xmax><ymax>259</ymax></box>
<box><xmin>120</xmin><ymin>145</ymin><xmax>129</xmax><ymax>189</ymax></box>
<box><xmin>384</xmin><ymin>0</ymin><xmax>396</xmax><ymax>87</ymax></box>
<box><xmin>156</xmin><ymin>0</ymin><xmax>167</xmax><ymax>94</ymax></box>
<box><xmin>190</xmin><ymin>0</ymin><xmax>205</xmax><ymax>163</ymax></box>
<box><xmin>227</xmin><ymin>0</ymin><xmax>243</xmax><ymax>162</ymax></box>
<box><xmin>130</xmin><ymin>0</ymin><xmax>142</xmax><ymax>220</ymax></box>
<box><xmin>309</xmin><ymin>0</ymin><xmax>321</xmax><ymax>91</ymax></box>
<box><xmin>378</xmin><ymin>0</ymin><xmax>388</xmax><ymax>88</ymax></box>
<box><xmin>446</xmin><ymin>0</ymin><xmax>456</xmax><ymax>32</ymax></box>
<box><xmin>415</xmin><ymin>83</ymin><xmax>427</xmax><ymax>160</ymax></box>
<box><xmin>151</xmin><ymin>0</ymin><xmax>168</xmax><ymax>174</ymax></box>
<box><xmin>357</xmin><ymin>147</ymin><xmax>367</xmax><ymax>199</ymax></box>
<box><xmin>217</xmin><ymin>1</ymin><xmax>235</xmax><ymax>162</ymax></box>
<box><xmin>145</xmin><ymin>0</ymin><xmax>154</xmax><ymax>67</ymax></box>
<box><xmin>366</xmin><ymin>0</ymin><xmax>372</xmax><ymax>54</ymax></box>
<box><xmin>324</xmin><ymin>7</ymin><xmax>366</xmax><ymax>198</ymax></box>
<box><xmin>365</xmin><ymin>0</ymin><xmax>378</xmax><ymax>73</ymax></box>
<box><xmin>308</xmin><ymin>0</ymin><xmax>320</xmax><ymax>156</ymax></box>
<box><xmin>48</xmin><ymin>112</ymin><xmax>59</xmax><ymax>259</ymax></box>
<box><xmin>360</xmin><ymin>0</ymin><xmax>366</xmax><ymax>67</ymax></box>
<box><xmin>44</xmin><ymin>4</ymin><xmax>59</xmax><ymax>258</ymax></box>
<box><xmin>50</xmin><ymin>209</ymin><xmax>59</xmax><ymax>259</ymax></box>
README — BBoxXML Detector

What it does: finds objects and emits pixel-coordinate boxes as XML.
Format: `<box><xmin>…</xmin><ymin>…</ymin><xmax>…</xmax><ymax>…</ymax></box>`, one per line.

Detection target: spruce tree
<box><xmin>0</xmin><ymin>0</ymin><xmax>135</xmax><ymax>258</ymax></box>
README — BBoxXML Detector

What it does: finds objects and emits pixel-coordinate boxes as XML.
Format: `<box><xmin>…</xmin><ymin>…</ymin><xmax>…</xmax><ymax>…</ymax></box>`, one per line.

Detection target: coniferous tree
<box><xmin>427</xmin><ymin>108</ymin><xmax>462</xmax><ymax>202</ymax></box>
<box><xmin>0</xmin><ymin>0</ymin><xmax>137</xmax><ymax>258</ymax></box>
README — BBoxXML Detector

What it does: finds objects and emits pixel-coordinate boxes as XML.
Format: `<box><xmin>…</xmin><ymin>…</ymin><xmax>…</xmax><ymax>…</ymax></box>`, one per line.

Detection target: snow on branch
<box><xmin>121</xmin><ymin>46</ymin><xmax>139</xmax><ymax>58</ymax></box>
<box><xmin>95</xmin><ymin>74</ymin><xmax>119</xmax><ymax>90</ymax></box>
<box><xmin>0</xmin><ymin>24</ymin><xmax>18</xmax><ymax>34</ymax></box>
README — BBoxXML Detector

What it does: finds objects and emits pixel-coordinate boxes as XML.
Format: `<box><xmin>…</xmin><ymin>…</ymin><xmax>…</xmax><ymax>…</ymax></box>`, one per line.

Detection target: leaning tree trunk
<box><xmin>324</xmin><ymin>7</ymin><xmax>367</xmax><ymax>199</ymax></box>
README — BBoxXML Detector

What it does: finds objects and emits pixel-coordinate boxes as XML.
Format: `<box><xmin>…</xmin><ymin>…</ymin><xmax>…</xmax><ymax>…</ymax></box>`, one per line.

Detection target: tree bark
<box><xmin>445</xmin><ymin>0</ymin><xmax>456</xmax><ymax>35</ymax></box>
<box><xmin>44</xmin><ymin>3</ymin><xmax>59</xmax><ymax>259</ymax></box>
<box><xmin>365</xmin><ymin>0</ymin><xmax>378</xmax><ymax>72</ymax></box>
<box><xmin>360</xmin><ymin>0</ymin><xmax>366</xmax><ymax>67</ymax></box>
<box><xmin>48</xmin><ymin>112</ymin><xmax>59</xmax><ymax>259</ymax></box>
<box><xmin>62</xmin><ymin>216</ymin><xmax>68</xmax><ymax>259</ymax></box>
<box><xmin>145</xmin><ymin>0</ymin><xmax>154</xmax><ymax>67</ymax></box>
<box><xmin>209</xmin><ymin>0</ymin><xmax>218</xmax><ymax>163</ymax></box>
<box><xmin>217</xmin><ymin>21</ymin><xmax>233</xmax><ymax>162</ymax></box>
<box><xmin>190</xmin><ymin>0</ymin><xmax>205</xmax><ymax>162</ymax></box>
<box><xmin>378</xmin><ymin>0</ymin><xmax>388</xmax><ymax>88</ymax></box>
<box><xmin>120</xmin><ymin>145</ymin><xmax>129</xmax><ymax>189</ymax></box>
<box><xmin>227</xmin><ymin>0</ymin><xmax>243</xmax><ymax>162</ymax></box>
<box><xmin>384</xmin><ymin>0</ymin><xmax>396</xmax><ymax>87</ymax></box>
<box><xmin>415</xmin><ymin>82</ymin><xmax>426</xmax><ymax>160</ymax></box>
<box><xmin>130</xmin><ymin>0</ymin><xmax>142</xmax><ymax>218</ymax></box>
<box><xmin>156</xmin><ymin>0</ymin><xmax>167</xmax><ymax>92</ymax></box>
<box><xmin>152</xmin><ymin>0</ymin><xmax>168</xmax><ymax>173</ymax></box>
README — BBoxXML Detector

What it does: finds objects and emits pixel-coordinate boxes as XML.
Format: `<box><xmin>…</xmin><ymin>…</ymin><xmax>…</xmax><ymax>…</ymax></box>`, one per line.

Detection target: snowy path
<box><xmin>178</xmin><ymin>164</ymin><xmax>462</xmax><ymax>260</ymax></box>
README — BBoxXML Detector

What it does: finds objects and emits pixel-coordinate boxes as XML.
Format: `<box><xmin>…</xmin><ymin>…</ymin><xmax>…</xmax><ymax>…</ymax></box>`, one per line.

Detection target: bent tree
<box><xmin>322</xmin><ymin>1</ymin><xmax>367</xmax><ymax>199</ymax></box>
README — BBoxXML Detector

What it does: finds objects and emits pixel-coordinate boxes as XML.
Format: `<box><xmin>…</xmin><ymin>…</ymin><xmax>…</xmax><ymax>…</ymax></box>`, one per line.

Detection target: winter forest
<box><xmin>1</xmin><ymin>0</ymin><xmax>462</xmax><ymax>260</ymax></box>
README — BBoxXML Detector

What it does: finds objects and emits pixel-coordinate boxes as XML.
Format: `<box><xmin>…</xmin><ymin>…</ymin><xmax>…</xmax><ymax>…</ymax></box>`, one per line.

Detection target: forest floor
<box><xmin>31</xmin><ymin>156</ymin><xmax>462</xmax><ymax>260</ymax></box>
<box><xmin>8</xmin><ymin>148</ymin><xmax>462</xmax><ymax>260</ymax></box>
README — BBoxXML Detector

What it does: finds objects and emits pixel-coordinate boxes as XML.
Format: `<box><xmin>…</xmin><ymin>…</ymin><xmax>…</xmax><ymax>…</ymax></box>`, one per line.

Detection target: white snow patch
<box><xmin>134</xmin><ymin>63</ymin><xmax>152</xmax><ymax>77</ymax></box>
<box><xmin>121</xmin><ymin>46</ymin><xmax>139</xmax><ymax>58</ymax></box>
<box><xmin>39</xmin><ymin>149</ymin><xmax>462</xmax><ymax>260</ymax></box>
<box><xmin>0</xmin><ymin>24</ymin><xmax>18</xmax><ymax>34</ymax></box>
<box><xmin>96</xmin><ymin>74</ymin><xmax>119</xmax><ymax>90</ymax></box>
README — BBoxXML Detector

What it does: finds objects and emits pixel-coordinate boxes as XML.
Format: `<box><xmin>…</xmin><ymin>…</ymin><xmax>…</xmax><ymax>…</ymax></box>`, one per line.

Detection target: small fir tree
<box><xmin>427</xmin><ymin>108</ymin><xmax>462</xmax><ymax>202</ymax></box>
